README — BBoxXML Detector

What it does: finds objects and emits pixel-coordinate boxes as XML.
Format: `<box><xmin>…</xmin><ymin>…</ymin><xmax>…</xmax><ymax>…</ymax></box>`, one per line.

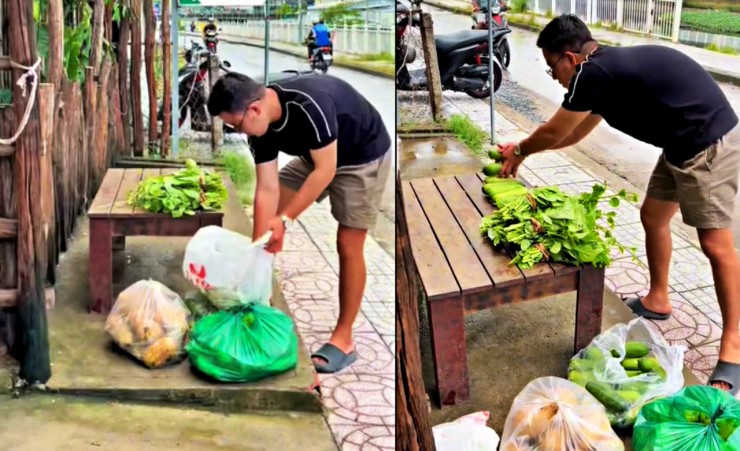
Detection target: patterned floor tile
<box><xmin>321</xmin><ymin>372</ymin><xmax>395</xmax><ymax>428</ymax></box>
<box><xmin>534</xmin><ymin>166</ymin><xmax>597</xmax><ymax>186</ymax></box>
<box><xmin>558</xmin><ymin>182</ymin><xmax>614</xmax><ymax>197</ymax></box>
<box><xmin>275</xmin><ymin>251</ymin><xmax>333</xmax><ymax>276</ymax></box>
<box><xmin>280</xmin><ymin>272</ymin><xmax>338</xmax><ymax>300</ymax></box>
<box><xmin>646</xmin><ymin>292</ymin><xmax>722</xmax><ymax>348</ymax></box>
<box><xmin>326</xmin><ymin>413</ymin><xmax>396</xmax><ymax>451</ymax></box>
<box><xmin>517</xmin><ymin>166</ymin><xmax>547</xmax><ymax>187</ymax></box>
<box><xmin>608</xmin><ymin>222</ymin><xmax>694</xmax><ymax>259</ymax></box>
<box><xmin>637</xmin><ymin>248</ymin><xmax>714</xmax><ymax>293</ymax></box>
<box><xmin>605</xmin><ymin>258</ymin><xmax>650</xmax><ymax>299</ymax></box>
<box><xmin>284</xmin><ymin>227</ymin><xmax>316</xmax><ymax>252</ymax></box>
<box><xmin>680</xmin><ymin>287</ymin><xmax>723</xmax><ymax>327</ymax></box>
<box><xmin>684</xmin><ymin>340</ymin><xmax>720</xmax><ymax>384</ymax></box>
<box><xmin>598</xmin><ymin>198</ymin><xmax>642</xmax><ymax>226</ymax></box>
<box><xmin>521</xmin><ymin>152</ymin><xmax>573</xmax><ymax>170</ymax></box>
<box><xmin>289</xmin><ymin>299</ymin><xmax>377</xmax><ymax>334</ymax></box>
<box><xmin>303</xmin><ymin>332</ymin><xmax>395</xmax><ymax>376</ymax></box>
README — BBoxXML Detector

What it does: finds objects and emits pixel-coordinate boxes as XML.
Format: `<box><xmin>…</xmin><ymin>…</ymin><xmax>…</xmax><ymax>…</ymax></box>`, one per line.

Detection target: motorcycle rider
<box><xmin>307</xmin><ymin>19</ymin><xmax>333</xmax><ymax>62</ymax></box>
<box><xmin>203</xmin><ymin>17</ymin><xmax>218</xmax><ymax>50</ymax></box>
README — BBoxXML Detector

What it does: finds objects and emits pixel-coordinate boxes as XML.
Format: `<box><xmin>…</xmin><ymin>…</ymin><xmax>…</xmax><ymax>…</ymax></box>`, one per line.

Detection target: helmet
<box><xmin>208</xmin><ymin>17</ymin><xmax>215</xmax><ymax>22</ymax></box>
<box><xmin>318</xmin><ymin>19</ymin><xmax>325</xmax><ymax>24</ymax></box>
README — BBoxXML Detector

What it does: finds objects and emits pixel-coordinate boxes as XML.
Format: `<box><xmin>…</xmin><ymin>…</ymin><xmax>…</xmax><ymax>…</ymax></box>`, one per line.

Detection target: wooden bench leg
<box><xmin>574</xmin><ymin>265</ymin><xmax>605</xmax><ymax>354</ymax></box>
<box><xmin>428</xmin><ymin>296</ymin><xmax>469</xmax><ymax>407</ymax></box>
<box><xmin>112</xmin><ymin>236</ymin><xmax>126</xmax><ymax>251</ymax></box>
<box><xmin>89</xmin><ymin>218</ymin><xmax>113</xmax><ymax>314</ymax></box>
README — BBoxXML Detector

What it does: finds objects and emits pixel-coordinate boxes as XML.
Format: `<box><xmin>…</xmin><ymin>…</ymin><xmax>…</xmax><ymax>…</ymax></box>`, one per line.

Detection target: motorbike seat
<box><xmin>435</xmin><ymin>30</ymin><xmax>489</xmax><ymax>55</ymax></box>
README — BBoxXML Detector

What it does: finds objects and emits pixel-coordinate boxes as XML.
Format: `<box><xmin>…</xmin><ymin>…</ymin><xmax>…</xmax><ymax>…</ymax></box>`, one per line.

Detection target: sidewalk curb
<box><xmin>423</xmin><ymin>0</ymin><xmax>740</xmax><ymax>85</ymax></box>
<box><xmin>184</xmin><ymin>32</ymin><xmax>393</xmax><ymax>79</ymax></box>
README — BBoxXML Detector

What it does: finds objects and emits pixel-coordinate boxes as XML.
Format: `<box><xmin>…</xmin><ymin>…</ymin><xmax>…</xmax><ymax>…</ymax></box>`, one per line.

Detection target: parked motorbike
<box><xmin>310</xmin><ymin>46</ymin><xmax>334</xmax><ymax>73</ymax></box>
<box><xmin>471</xmin><ymin>3</ymin><xmax>511</xmax><ymax>67</ymax></box>
<box><xmin>157</xmin><ymin>45</ymin><xmax>233</xmax><ymax>135</ymax></box>
<box><xmin>396</xmin><ymin>1</ymin><xmax>504</xmax><ymax>98</ymax></box>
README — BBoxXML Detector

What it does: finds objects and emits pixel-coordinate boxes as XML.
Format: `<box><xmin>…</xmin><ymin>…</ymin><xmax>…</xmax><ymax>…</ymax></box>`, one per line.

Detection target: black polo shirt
<box><xmin>249</xmin><ymin>74</ymin><xmax>391</xmax><ymax>167</ymax></box>
<box><xmin>562</xmin><ymin>45</ymin><xmax>738</xmax><ymax>165</ymax></box>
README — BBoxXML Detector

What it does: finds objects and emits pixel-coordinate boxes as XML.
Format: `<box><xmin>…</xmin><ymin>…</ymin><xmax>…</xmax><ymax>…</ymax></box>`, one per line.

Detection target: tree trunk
<box><xmin>143</xmin><ymin>0</ymin><xmax>157</xmax><ymax>148</ymax></box>
<box><xmin>89</xmin><ymin>0</ymin><xmax>105</xmax><ymax>75</ymax></box>
<box><xmin>8</xmin><ymin>0</ymin><xmax>51</xmax><ymax>384</ymax></box>
<box><xmin>118</xmin><ymin>13</ymin><xmax>131</xmax><ymax>156</ymax></box>
<box><xmin>160</xmin><ymin>0</ymin><xmax>171</xmax><ymax>156</ymax></box>
<box><xmin>46</xmin><ymin>0</ymin><xmax>63</xmax><ymax>88</ymax></box>
<box><xmin>396</xmin><ymin>172</ymin><xmax>437</xmax><ymax>451</ymax></box>
<box><xmin>130</xmin><ymin>0</ymin><xmax>144</xmax><ymax>156</ymax></box>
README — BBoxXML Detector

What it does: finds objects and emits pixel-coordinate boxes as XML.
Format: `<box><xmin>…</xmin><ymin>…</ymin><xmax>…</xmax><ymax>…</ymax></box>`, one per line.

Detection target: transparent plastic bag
<box><xmin>500</xmin><ymin>376</ymin><xmax>624</xmax><ymax>451</ymax></box>
<box><xmin>183</xmin><ymin>226</ymin><xmax>274</xmax><ymax>309</ymax></box>
<box><xmin>633</xmin><ymin>385</ymin><xmax>740</xmax><ymax>451</ymax></box>
<box><xmin>567</xmin><ymin>318</ymin><xmax>685</xmax><ymax>427</ymax></box>
<box><xmin>186</xmin><ymin>303</ymin><xmax>298</xmax><ymax>382</ymax></box>
<box><xmin>104</xmin><ymin>279</ymin><xmax>191</xmax><ymax>368</ymax></box>
<box><xmin>433</xmin><ymin>411</ymin><xmax>500</xmax><ymax>451</ymax></box>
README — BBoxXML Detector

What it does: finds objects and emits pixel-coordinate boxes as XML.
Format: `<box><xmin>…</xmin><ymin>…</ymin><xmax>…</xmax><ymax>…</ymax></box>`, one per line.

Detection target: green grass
<box><xmin>218</xmin><ymin>151</ymin><xmax>256</xmax><ymax>205</ymax></box>
<box><xmin>447</xmin><ymin>114</ymin><xmax>489</xmax><ymax>156</ymax></box>
<box><xmin>357</xmin><ymin>52</ymin><xmax>394</xmax><ymax>62</ymax></box>
<box><xmin>335</xmin><ymin>55</ymin><xmax>394</xmax><ymax>77</ymax></box>
<box><xmin>685</xmin><ymin>1</ymin><xmax>740</xmax><ymax>13</ymax></box>
<box><xmin>706</xmin><ymin>42</ymin><xmax>738</xmax><ymax>54</ymax></box>
<box><xmin>0</xmin><ymin>89</ymin><xmax>11</xmax><ymax>105</ymax></box>
<box><xmin>511</xmin><ymin>0</ymin><xmax>529</xmax><ymax>13</ymax></box>
<box><xmin>681</xmin><ymin>9</ymin><xmax>740</xmax><ymax>35</ymax></box>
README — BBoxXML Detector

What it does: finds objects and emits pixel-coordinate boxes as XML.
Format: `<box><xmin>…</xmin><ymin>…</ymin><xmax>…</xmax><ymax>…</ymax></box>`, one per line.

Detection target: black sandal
<box><xmin>708</xmin><ymin>361</ymin><xmax>740</xmax><ymax>395</ymax></box>
<box><xmin>626</xmin><ymin>297</ymin><xmax>671</xmax><ymax>321</ymax></box>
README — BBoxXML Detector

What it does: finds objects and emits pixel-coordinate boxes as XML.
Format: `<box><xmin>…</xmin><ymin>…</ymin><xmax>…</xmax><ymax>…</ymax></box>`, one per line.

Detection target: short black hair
<box><xmin>536</xmin><ymin>14</ymin><xmax>594</xmax><ymax>54</ymax></box>
<box><xmin>207</xmin><ymin>72</ymin><xmax>266</xmax><ymax>116</ymax></box>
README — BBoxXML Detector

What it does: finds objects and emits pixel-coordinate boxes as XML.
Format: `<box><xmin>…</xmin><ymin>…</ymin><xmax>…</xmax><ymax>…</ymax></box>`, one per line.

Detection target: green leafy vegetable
<box><xmin>480</xmin><ymin>183</ymin><xmax>639</xmax><ymax>269</ymax></box>
<box><xmin>127</xmin><ymin>159</ymin><xmax>228</xmax><ymax>218</ymax></box>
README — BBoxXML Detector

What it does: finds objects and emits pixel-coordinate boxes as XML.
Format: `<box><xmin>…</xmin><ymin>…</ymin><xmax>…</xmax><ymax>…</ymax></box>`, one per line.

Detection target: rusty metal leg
<box><xmin>112</xmin><ymin>236</ymin><xmax>126</xmax><ymax>251</ymax></box>
<box><xmin>89</xmin><ymin>218</ymin><xmax>113</xmax><ymax>314</ymax></box>
<box><xmin>428</xmin><ymin>295</ymin><xmax>469</xmax><ymax>407</ymax></box>
<box><xmin>574</xmin><ymin>265</ymin><xmax>606</xmax><ymax>354</ymax></box>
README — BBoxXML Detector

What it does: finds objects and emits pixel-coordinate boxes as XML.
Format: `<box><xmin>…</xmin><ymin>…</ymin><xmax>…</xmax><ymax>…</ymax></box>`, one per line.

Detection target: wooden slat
<box><xmin>456</xmin><ymin>173</ymin><xmax>554</xmax><ymax>282</ymax></box>
<box><xmin>0</xmin><ymin>218</ymin><xmax>18</xmax><ymax>238</ymax></box>
<box><xmin>0</xmin><ymin>56</ymin><xmax>9</xmax><ymax>70</ymax></box>
<box><xmin>88</xmin><ymin>169</ymin><xmax>125</xmax><ymax>217</ymax></box>
<box><xmin>401</xmin><ymin>181</ymin><xmax>460</xmax><ymax>301</ymax></box>
<box><xmin>0</xmin><ymin>144</ymin><xmax>13</xmax><ymax>157</ymax></box>
<box><xmin>110</xmin><ymin>168</ymin><xmax>143</xmax><ymax>215</ymax></box>
<box><xmin>411</xmin><ymin>178</ymin><xmax>491</xmax><ymax>295</ymax></box>
<box><xmin>434</xmin><ymin>176</ymin><xmax>524</xmax><ymax>288</ymax></box>
<box><xmin>132</xmin><ymin>168</ymin><xmax>162</xmax><ymax>214</ymax></box>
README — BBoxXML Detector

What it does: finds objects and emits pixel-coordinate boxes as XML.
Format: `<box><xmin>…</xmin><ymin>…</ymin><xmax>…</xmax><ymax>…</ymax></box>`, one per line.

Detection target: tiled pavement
<box><xmin>443</xmin><ymin>92</ymin><xmax>726</xmax><ymax>385</ymax></box>
<box><xmin>275</xmin><ymin>197</ymin><xmax>396</xmax><ymax>450</ymax></box>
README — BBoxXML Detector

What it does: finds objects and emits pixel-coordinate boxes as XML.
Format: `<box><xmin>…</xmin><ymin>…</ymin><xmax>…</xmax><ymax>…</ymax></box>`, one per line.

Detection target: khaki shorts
<box><xmin>647</xmin><ymin>126</ymin><xmax>740</xmax><ymax>229</ymax></box>
<box><xmin>279</xmin><ymin>150</ymin><xmax>392</xmax><ymax>230</ymax></box>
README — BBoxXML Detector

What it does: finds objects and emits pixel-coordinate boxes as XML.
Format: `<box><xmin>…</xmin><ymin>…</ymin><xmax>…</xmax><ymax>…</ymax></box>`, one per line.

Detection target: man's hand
<box><xmin>264</xmin><ymin>216</ymin><xmax>286</xmax><ymax>254</ymax></box>
<box><xmin>497</xmin><ymin>142</ymin><xmax>526</xmax><ymax>178</ymax></box>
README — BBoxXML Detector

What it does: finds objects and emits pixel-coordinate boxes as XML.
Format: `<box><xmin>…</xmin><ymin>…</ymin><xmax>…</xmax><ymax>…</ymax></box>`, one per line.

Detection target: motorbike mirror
<box><xmin>222</xmin><ymin>60</ymin><xmax>231</xmax><ymax>68</ymax></box>
<box><xmin>492</xmin><ymin>5</ymin><xmax>501</xmax><ymax>13</ymax></box>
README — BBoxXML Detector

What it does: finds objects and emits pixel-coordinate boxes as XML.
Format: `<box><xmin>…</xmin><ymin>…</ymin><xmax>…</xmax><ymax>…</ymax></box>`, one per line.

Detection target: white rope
<box><xmin>0</xmin><ymin>58</ymin><xmax>42</xmax><ymax>146</ymax></box>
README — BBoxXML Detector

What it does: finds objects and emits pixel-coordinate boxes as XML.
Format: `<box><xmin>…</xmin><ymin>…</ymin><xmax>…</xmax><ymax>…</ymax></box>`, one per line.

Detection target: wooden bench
<box><xmin>401</xmin><ymin>173</ymin><xmax>605</xmax><ymax>408</ymax></box>
<box><xmin>87</xmin><ymin>168</ymin><xmax>223</xmax><ymax>314</ymax></box>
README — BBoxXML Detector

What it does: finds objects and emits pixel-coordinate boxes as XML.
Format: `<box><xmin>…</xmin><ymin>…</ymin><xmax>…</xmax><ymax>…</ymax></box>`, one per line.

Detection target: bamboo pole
<box><xmin>130</xmin><ymin>0</ymin><xmax>144</xmax><ymax>156</ymax></box>
<box><xmin>161</xmin><ymin>0</ymin><xmax>171</xmax><ymax>156</ymax></box>
<box><xmin>90</xmin><ymin>0</ymin><xmax>105</xmax><ymax>75</ymax></box>
<box><xmin>46</xmin><ymin>0</ymin><xmax>63</xmax><ymax>88</ymax></box>
<box><xmin>143</xmin><ymin>0</ymin><xmax>157</xmax><ymax>148</ymax></box>
<box><xmin>118</xmin><ymin>8</ymin><xmax>132</xmax><ymax>155</ymax></box>
<box><xmin>37</xmin><ymin>84</ymin><xmax>56</xmax><ymax>290</ymax></box>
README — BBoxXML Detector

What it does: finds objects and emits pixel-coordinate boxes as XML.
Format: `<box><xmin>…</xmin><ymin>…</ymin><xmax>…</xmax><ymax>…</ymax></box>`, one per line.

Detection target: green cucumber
<box><xmin>568</xmin><ymin>370</ymin><xmax>593</xmax><ymax>387</ymax></box>
<box><xmin>488</xmin><ymin>149</ymin><xmax>503</xmax><ymax>161</ymax></box>
<box><xmin>481</xmin><ymin>181</ymin><xmax>526</xmax><ymax>197</ymax></box>
<box><xmin>637</xmin><ymin>357</ymin><xmax>661</xmax><ymax>372</ymax></box>
<box><xmin>586</xmin><ymin>381</ymin><xmax>631</xmax><ymax>413</ymax></box>
<box><xmin>616</xmin><ymin>390</ymin><xmax>642</xmax><ymax>403</ymax></box>
<box><xmin>625</xmin><ymin>342</ymin><xmax>650</xmax><ymax>358</ymax></box>
<box><xmin>484</xmin><ymin>176</ymin><xmax>520</xmax><ymax>184</ymax></box>
<box><xmin>584</xmin><ymin>346</ymin><xmax>605</xmax><ymax>362</ymax></box>
<box><xmin>569</xmin><ymin>359</ymin><xmax>594</xmax><ymax>371</ymax></box>
<box><xmin>494</xmin><ymin>187</ymin><xmax>529</xmax><ymax>208</ymax></box>
<box><xmin>620</xmin><ymin>381</ymin><xmax>650</xmax><ymax>394</ymax></box>
<box><xmin>626</xmin><ymin>370</ymin><xmax>642</xmax><ymax>377</ymax></box>
<box><xmin>483</xmin><ymin>163</ymin><xmax>502</xmax><ymax>176</ymax></box>
<box><xmin>621</xmin><ymin>358</ymin><xmax>640</xmax><ymax>371</ymax></box>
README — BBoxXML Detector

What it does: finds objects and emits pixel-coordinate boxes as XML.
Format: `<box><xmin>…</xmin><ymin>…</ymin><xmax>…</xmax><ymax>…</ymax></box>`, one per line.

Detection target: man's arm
<box><xmin>550</xmin><ymin>114</ymin><xmax>602</xmax><ymax>150</ymax></box>
<box><xmin>253</xmin><ymin>159</ymin><xmax>280</xmax><ymax>240</ymax></box>
<box><xmin>519</xmin><ymin>107</ymin><xmax>592</xmax><ymax>156</ymax></box>
<box><xmin>280</xmin><ymin>141</ymin><xmax>338</xmax><ymax>221</ymax></box>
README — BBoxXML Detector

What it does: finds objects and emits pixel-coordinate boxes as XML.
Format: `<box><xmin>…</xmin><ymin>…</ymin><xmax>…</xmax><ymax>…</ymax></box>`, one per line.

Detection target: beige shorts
<box><xmin>279</xmin><ymin>150</ymin><xmax>392</xmax><ymax>230</ymax></box>
<box><xmin>647</xmin><ymin>126</ymin><xmax>740</xmax><ymax>229</ymax></box>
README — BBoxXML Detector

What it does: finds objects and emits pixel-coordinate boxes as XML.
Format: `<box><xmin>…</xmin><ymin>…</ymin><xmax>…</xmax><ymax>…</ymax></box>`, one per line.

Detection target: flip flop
<box><xmin>625</xmin><ymin>297</ymin><xmax>671</xmax><ymax>321</ymax></box>
<box><xmin>708</xmin><ymin>361</ymin><xmax>740</xmax><ymax>395</ymax></box>
<box><xmin>311</xmin><ymin>343</ymin><xmax>357</xmax><ymax>374</ymax></box>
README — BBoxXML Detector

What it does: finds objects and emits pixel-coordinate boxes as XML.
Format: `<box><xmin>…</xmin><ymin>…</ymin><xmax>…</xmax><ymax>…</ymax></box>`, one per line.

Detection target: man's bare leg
<box><xmin>639</xmin><ymin>197</ymin><xmax>679</xmax><ymax>314</ymax></box>
<box><xmin>312</xmin><ymin>225</ymin><xmax>367</xmax><ymax>365</ymax></box>
<box><xmin>698</xmin><ymin>228</ymin><xmax>740</xmax><ymax>391</ymax></box>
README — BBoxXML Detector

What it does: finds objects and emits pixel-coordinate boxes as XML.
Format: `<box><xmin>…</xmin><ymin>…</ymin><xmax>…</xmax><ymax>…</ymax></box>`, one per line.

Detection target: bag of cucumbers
<box><xmin>499</xmin><ymin>376</ymin><xmax>624</xmax><ymax>451</ymax></box>
<box><xmin>567</xmin><ymin>318</ymin><xmax>685</xmax><ymax>428</ymax></box>
<box><xmin>633</xmin><ymin>385</ymin><xmax>740</xmax><ymax>450</ymax></box>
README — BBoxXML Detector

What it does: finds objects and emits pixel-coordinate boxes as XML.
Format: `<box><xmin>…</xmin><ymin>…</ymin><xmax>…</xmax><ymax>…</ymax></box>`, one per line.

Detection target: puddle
<box><xmin>400</xmin><ymin>138</ymin><xmax>482</xmax><ymax>180</ymax></box>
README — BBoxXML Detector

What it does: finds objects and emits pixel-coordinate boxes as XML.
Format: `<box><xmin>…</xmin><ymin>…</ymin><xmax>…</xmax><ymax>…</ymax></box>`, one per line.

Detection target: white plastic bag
<box><xmin>433</xmin><ymin>411</ymin><xmax>500</xmax><ymax>451</ymax></box>
<box><xmin>500</xmin><ymin>377</ymin><xmax>624</xmax><ymax>451</ymax></box>
<box><xmin>183</xmin><ymin>226</ymin><xmax>274</xmax><ymax>309</ymax></box>
<box><xmin>568</xmin><ymin>317</ymin><xmax>685</xmax><ymax>427</ymax></box>
<box><xmin>104</xmin><ymin>279</ymin><xmax>191</xmax><ymax>368</ymax></box>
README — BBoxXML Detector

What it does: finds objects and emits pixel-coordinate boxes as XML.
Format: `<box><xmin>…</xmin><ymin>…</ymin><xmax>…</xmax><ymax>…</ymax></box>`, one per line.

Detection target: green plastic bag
<box><xmin>633</xmin><ymin>385</ymin><xmax>740</xmax><ymax>451</ymax></box>
<box><xmin>186</xmin><ymin>303</ymin><xmax>299</xmax><ymax>382</ymax></box>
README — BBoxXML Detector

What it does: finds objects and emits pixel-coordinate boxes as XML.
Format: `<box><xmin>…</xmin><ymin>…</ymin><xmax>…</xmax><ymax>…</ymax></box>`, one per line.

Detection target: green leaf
<box><xmin>609</xmin><ymin>197</ymin><xmax>620</xmax><ymax>208</ymax></box>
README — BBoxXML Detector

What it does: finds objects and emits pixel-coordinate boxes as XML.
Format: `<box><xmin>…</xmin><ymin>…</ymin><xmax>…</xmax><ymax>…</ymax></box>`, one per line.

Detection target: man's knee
<box><xmin>640</xmin><ymin>198</ymin><xmax>678</xmax><ymax>230</ymax></box>
<box><xmin>698</xmin><ymin>229</ymin><xmax>736</xmax><ymax>262</ymax></box>
<box><xmin>337</xmin><ymin>226</ymin><xmax>367</xmax><ymax>258</ymax></box>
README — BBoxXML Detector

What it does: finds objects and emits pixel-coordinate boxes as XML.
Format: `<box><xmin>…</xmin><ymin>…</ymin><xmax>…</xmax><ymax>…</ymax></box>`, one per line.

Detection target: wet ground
<box><xmin>417</xmin><ymin>4</ymin><xmax>740</xmax><ymax>247</ymax></box>
<box><xmin>399</xmin><ymin>137</ymin><xmax>483</xmax><ymax>179</ymax></box>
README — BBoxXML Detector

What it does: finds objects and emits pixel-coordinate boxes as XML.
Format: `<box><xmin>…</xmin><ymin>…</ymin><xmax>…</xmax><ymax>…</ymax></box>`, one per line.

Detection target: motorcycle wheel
<box><xmin>499</xmin><ymin>40</ymin><xmax>511</xmax><ymax>68</ymax></box>
<box><xmin>465</xmin><ymin>64</ymin><xmax>502</xmax><ymax>99</ymax></box>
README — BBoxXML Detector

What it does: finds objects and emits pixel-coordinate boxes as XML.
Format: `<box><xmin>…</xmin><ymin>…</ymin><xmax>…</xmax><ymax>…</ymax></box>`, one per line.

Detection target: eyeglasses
<box><xmin>224</xmin><ymin>97</ymin><xmax>261</xmax><ymax>131</ymax></box>
<box><xmin>546</xmin><ymin>54</ymin><xmax>566</xmax><ymax>78</ymax></box>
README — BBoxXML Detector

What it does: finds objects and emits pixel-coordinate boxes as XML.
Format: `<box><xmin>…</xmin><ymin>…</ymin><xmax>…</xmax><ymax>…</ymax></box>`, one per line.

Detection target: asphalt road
<box><xmin>422</xmin><ymin>4</ymin><xmax>740</xmax><ymax>246</ymax></box>
<box><xmin>213</xmin><ymin>41</ymin><xmax>397</xmax><ymax>254</ymax></box>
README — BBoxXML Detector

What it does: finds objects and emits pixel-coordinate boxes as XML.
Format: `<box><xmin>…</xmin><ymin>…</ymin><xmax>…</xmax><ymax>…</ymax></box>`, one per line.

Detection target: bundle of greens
<box><xmin>480</xmin><ymin>183</ymin><xmax>638</xmax><ymax>269</ymax></box>
<box><xmin>127</xmin><ymin>159</ymin><xmax>228</xmax><ymax>218</ymax></box>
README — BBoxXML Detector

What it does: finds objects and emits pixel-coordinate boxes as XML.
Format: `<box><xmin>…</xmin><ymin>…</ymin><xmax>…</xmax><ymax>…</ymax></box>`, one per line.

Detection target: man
<box><xmin>498</xmin><ymin>15</ymin><xmax>740</xmax><ymax>393</ymax></box>
<box><xmin>207</xmin><ymin>72</ymin><xmax>392</xmax><ymax>374</ymax></box>
<box><xmin>308</xmin><ymin>19</ymin><xmax>333</xmax><ymax>62</ymax></box>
